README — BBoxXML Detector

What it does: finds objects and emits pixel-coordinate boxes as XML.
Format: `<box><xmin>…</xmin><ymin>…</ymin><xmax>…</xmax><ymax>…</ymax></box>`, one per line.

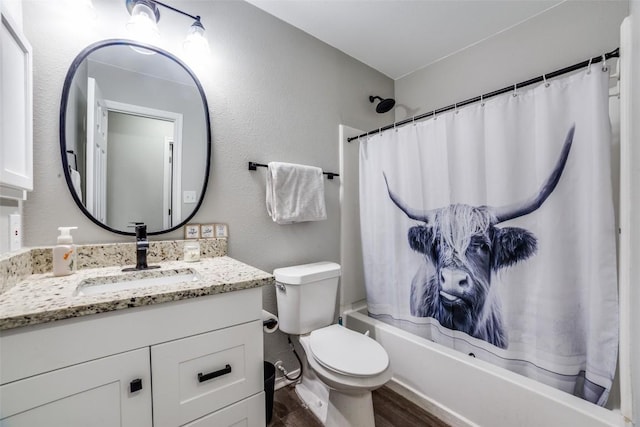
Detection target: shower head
<box><xmin>369</xmin><ymin>95</ymin><xmax>396</xmax><ymax>114</ymax></box>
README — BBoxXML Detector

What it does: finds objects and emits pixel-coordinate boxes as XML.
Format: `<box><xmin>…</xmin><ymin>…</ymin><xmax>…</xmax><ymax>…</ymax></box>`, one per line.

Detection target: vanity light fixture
<box><xmin>125</xmin><ymin>0</ymin><xmax>209</xmax><ymax>54</ymax></box>
<box><xmin>183</xmin><ymin>19</ymin><xmax>208</xmax><ymax>54</ymax></box>
<box><xmin>126</xmin><ymin>0</ymin><xmax>160</xmax><ymax>48</ymax></box>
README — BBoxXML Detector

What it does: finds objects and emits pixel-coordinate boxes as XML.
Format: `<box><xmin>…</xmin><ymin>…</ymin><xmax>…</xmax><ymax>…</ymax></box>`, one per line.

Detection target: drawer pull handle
<box><xmin>130</xmin><ymin>378</ymin><xmax>143</xmax><ymax>393</ymax></box>
<box><xmin>198</xmin><ymin>364</ymin><xmax>232</xmax><ymax>383</ymax></box>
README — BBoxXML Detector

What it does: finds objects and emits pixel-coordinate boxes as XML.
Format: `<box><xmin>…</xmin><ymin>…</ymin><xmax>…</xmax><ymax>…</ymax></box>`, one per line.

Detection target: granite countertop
<box><xmin>0</xmin><ymin>256</ymin><xmax>274</xmax><ymax>331</ymax></box>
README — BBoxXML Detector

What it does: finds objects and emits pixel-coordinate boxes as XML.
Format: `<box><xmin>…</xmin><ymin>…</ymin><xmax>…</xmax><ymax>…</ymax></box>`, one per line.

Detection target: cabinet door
<box><xmin>152</xmin><ymin>320</ymin><xmax>263</xmax><ymax>427</ymax></box>
<box><xmin>0</xmin><ymin>348</ymin><xmax>152</xmax><ymax>427</ymax></box>
<box><xmin>0</xmin><ymin>8</ymin><xmax>32</xmax><ymax>194</ymax></box>
<box><xmin>183</xmin><ymin>392</ymin><xmax>265</xmax><ymax>427</ymax></box>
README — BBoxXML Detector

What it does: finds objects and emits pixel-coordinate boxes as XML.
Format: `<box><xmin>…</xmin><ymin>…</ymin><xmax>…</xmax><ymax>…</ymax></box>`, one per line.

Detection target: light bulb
<box><xmin>183</xmin><ymin>20</ymin><xmax>209</xmax><ymax>55</ymax></box>
<box><xmin>126</xmin><ymin>1</ymin><xmax>160</xmax><ymax>49</ymax></box>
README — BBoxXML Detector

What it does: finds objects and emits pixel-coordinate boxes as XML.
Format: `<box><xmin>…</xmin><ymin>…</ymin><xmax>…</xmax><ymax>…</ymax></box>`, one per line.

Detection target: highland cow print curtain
<box><xmin>359</xmin><ymin>68</ymin><xmax>618</xmax><ymax>405</ymax></box>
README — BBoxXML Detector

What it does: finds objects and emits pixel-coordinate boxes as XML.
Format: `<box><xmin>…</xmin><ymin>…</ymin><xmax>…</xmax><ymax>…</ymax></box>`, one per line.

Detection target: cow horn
<box><xmin>490</xmin><ymin>125</ymin><xmax>575</xmax><ymax>224</ymax></box>
<box><xmin>383</xmin><ymin>172</ymin><xmax>433</xmax><ymax>222</ymax></box>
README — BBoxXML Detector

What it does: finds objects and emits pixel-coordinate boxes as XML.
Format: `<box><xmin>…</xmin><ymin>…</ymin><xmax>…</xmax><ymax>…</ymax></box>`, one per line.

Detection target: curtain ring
<box><xmin>480</xmin><ymin>94</ymin><xmax>485</xmax><ymax>107</ymax></box>
<box><xmin>394</xmin><ymin>122</ymin><xmax>398</xmax><ymax>132</ymax></box>
<box><xmin>587</xmin><ymin>57</ymin><xmax>593</xmax><ymax>74</ymax></box>
<box><xmin>513</xmin><ymin>84</ymin><xmax>518</xmax><ymax>97</ymax></box>
<box><xmin>454</xmin><ymin>103</ymin><xmax>458</xmax><ymax>114</ymax></box>
<box><xmin>543</xmin><ymin>74</ymin><xmax>549</xmax><ymax>88</ymax></box>
<box><xmin>601</xmin><ymin>54</ymin><xmax>608</xmax><ymax>72</ymax></box>
<box><xmin>433</xmin><ymin>109</ymin><xmax>437</xmax><ymax>120</ymax></box>
<box><xmin>412</xmin><ymin>116</ymin><xmax>416</xmax><ymax>126</ymax></box>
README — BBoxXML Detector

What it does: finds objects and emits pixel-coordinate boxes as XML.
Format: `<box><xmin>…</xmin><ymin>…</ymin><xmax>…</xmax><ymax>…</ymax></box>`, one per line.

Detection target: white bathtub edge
<box><xmin>344</xmin><ymin>309</ymin><xmax>627</xmax><ymax>427</ymax></box>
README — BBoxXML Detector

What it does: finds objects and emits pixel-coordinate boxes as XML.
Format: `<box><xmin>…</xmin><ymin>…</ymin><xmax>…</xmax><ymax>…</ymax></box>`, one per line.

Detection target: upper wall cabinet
<box><xmin>0</xmin><ymin>6</ymin><xmax>32</xmax><ymax>200</ymax></box>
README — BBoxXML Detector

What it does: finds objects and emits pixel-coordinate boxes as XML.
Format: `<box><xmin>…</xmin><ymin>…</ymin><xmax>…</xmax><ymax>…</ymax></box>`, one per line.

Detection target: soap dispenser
<box><xmin>53</xmin><ymin>226</ymin><xmax>78</xmax><ymax>277</ymax></box>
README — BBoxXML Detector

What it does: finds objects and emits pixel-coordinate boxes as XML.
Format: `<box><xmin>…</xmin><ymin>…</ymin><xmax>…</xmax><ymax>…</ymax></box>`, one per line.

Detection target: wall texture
<box><xmin>21</xmin><ymin>0</ymin><xmax>392</xmax><ymax>366</ymax></box>
<box><xmin>394</xmin><ymin>1</ymin><xmax>629</xmax><ymax>121</ymax></box>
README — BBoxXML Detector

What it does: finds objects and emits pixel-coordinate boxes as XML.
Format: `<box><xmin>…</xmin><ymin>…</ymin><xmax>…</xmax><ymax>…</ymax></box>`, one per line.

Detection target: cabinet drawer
<box><xmin>151</xmin><ymin>320</ymin><xmax>263</xmax><ymax>427</ymax></box>
<box><xmin>183</xmin><ymin>392</ymin><xmax>265</xmax><ymax>427</ymax></box>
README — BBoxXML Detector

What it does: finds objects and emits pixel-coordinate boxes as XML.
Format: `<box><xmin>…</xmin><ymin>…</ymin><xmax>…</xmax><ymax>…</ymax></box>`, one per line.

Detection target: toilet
<box><xmin>274</xmin><ymin>262</ymin><xmax>392</xmax><ymax>427</ymax></box>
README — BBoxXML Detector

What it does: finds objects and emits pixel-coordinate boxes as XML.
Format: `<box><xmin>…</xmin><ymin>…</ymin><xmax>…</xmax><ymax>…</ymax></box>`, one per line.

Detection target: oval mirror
<box><xmin>60</xmin><ymin>39</ymin><xmax>211</xmax><ymax>235</ymax></box>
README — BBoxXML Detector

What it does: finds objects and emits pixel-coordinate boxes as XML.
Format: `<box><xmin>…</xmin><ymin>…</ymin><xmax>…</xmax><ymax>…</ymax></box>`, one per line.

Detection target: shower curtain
<box><xmin>359</xmin><ymin>69</ymin><xmax>618</xmax><ymax>405</ymax></box>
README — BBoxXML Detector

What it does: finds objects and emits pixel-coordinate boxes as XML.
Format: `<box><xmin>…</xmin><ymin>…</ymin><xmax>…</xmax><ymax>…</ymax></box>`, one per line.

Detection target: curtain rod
<box><xmin>348</xmin><ymin>47</ymin><xmax>620</xmax><ymax>142</ymax></box>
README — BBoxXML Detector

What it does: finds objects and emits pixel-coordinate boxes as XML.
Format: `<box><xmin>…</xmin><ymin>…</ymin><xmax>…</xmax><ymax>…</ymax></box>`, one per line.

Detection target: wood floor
<box><xmin>268</xmin><ymin>384</ymin><xmax>450</xmax><ymax>427</ymax></box>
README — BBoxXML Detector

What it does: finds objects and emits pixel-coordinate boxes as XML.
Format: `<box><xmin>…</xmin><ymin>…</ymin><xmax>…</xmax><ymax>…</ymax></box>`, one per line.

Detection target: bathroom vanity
<box><xmin>0</xmin><ymin>243</ymin><xmax>273</xmax><ymax>427</ymax></box>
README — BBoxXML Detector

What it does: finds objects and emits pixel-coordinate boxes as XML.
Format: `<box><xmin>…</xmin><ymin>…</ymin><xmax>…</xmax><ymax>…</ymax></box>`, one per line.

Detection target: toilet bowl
<box><xmin>296</xmin><ymin>325</ymin><xmax>392</xmax><ymax>426</ymax></box>
<box><xmin>273</xmin><ymin>262</ymin><xmax>392</xmax><ymax>426</ymax></box>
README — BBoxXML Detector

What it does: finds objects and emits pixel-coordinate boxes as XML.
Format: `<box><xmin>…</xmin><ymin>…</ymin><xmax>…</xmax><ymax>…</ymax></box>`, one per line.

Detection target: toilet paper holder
<box><xmin>262</xmin><ymin>309</ymin><xmax>279</xmax><ymax>333</ymax></box>
<box><xmin>263</xmin><ymin>318</ymin><xmax>278</xmax><ymax>329</ymax></box>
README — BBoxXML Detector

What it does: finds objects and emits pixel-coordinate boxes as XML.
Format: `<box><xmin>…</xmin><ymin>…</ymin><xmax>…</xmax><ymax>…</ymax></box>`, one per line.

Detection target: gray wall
<box><xmin>395</xmin><ymin>1</ymin><xmax>628</xmax><ymax>121</ymax></box>
<box><xmin>20</xmin><ymin>0</ymin><xmax>392</xmax><ymax>366</ymax></box>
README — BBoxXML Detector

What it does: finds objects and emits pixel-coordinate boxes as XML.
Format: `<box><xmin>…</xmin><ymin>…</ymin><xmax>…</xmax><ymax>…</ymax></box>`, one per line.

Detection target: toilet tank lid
<box><xmin>274</xmin><ymin>262</ymin><xmax>341</xmax><ymax>285</ymax></box>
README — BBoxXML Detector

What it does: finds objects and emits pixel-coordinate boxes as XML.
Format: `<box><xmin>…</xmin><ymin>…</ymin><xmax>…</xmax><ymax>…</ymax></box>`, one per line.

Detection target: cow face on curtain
<box><xmin>383</xmin><ymin>127</ymin><xmax>574</xmax><ymax>349</ymax></box>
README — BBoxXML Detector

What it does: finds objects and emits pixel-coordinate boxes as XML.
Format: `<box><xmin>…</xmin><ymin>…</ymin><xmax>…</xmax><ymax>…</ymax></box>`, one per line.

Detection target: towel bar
<box><xmin>248</xmin><ymin>161</ymin><xmax>339</xmax><ymax>180</ymax></box>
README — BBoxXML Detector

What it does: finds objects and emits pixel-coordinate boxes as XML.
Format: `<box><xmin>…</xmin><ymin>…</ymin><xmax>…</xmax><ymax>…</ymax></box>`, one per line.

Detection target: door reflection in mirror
<box><xmin>107</xmin><ymin>111</ymin><xmax>178</xmax><ymax>231</ymax></box>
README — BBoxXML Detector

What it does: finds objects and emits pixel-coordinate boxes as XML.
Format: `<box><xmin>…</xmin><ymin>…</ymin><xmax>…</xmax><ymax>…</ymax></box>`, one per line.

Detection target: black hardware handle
<box><xmin>130</xmin><ymin>378</ymin><xmax>143</xmax><ymax>393</ymax></box>
<box><xmin>198</xmin><ymin>364</ymin><xmax>232</xmax><ymax>383</ymax></box>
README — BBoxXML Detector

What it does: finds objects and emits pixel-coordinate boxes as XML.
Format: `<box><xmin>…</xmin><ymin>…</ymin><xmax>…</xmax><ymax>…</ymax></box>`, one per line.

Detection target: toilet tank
<box><xmin>274</xmin><ymin>262</ymin><xmax>341</xmax><ymax>335</ymax></box>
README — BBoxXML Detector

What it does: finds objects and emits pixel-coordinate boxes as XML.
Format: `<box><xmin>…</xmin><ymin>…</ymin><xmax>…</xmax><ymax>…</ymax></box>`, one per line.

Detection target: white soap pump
<box><xmin>53</xmin><ymin>226</ymin><xmax>78</xmax><ymax>277</ymax></box>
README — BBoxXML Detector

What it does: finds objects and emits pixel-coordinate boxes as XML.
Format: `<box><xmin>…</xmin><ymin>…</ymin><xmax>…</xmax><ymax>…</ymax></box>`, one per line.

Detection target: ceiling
<box><xmin>245</xmin><ymin>0</ymin><xmax>564</xmax><ymax>80</ymax></box>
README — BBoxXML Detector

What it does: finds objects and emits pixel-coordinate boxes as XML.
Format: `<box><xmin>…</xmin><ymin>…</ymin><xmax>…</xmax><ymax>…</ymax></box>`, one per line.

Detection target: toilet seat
<box><xmin>309</xmin><ymin>325</ymin><xmax>389</xmax><ymax>378</ymax></box>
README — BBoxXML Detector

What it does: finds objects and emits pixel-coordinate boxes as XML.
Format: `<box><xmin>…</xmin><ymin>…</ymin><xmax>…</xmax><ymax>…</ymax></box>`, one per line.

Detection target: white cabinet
<box><xmin>183</xmin><ymin>393</ymin><xmax>265</xmax><ymax>427</ymax></box>
<box><xmin>0</xmin><ymin>5</ymin><xmax>32</xmax><ymax>200</ymax></box>
<box><xmin>152</xmin><ymin>321</ymin><xmax>263</xmax><ymax>426</ymax></box>
<box><xmin>0</xmin><ymin>288</ymin><xmax>265</xmax><ymax>427</ymax></box>
<box><xmin>0</xmin><ymin>348</ymin><xmax>152</xmax><ymax>427</ymax></box>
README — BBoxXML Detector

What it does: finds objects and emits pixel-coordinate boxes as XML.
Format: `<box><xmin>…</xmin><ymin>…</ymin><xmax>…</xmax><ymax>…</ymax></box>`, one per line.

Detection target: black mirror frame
<box><xmin>59</xmin><ymin>39</ymin><xmax>212</xmax><ymax>236</ymax></box>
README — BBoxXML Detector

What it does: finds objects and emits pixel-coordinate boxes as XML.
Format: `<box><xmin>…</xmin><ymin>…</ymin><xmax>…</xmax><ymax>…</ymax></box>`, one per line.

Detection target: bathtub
<box><xmin>343</xmin><ymin>307</ymin><xmax>626</xmax><ymax>427</ymax></box>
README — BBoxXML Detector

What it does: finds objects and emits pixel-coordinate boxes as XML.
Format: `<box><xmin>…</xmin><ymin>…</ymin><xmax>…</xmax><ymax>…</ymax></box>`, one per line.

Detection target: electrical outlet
<box><xmin>9</xmin><ymin>214</ymin><xmax>21</xmax><ymax>252</ymax></box>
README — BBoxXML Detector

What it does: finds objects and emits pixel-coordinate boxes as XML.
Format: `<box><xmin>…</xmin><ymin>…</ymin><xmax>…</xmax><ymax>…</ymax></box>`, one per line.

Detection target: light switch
<box><xmin>183</xmin><ymin>191</ymin><xmax>197</xmax><ymax>204</ymax></box>
<box><xmin>9</xmin><ymin>214</ymin><xmax>21</xmax><ymax>252</ymax></box>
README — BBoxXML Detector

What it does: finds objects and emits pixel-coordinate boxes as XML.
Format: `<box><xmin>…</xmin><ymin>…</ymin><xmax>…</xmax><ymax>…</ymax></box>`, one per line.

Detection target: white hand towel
<box><xmin>70</xmin><ymin>168</ymin><xmax>83</xmax><ymax>201</ymax></box>
<box><xmin>266</xmin><ymin>162</ymin><xmax>327</xmax><ymax>224</ymax></box>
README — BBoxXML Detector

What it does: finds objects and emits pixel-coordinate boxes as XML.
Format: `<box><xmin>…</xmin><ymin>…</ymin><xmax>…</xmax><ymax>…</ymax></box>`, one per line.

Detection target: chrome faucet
<box><xmin>123</xmin><ymin>222</ymin><xmax>160</xmax><ymax>271</ymax></box>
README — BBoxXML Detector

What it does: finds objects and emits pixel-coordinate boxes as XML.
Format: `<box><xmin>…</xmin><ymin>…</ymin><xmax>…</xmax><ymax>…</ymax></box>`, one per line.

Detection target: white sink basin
<box><xmin>75</xmin><ymin>268</ymin><xmax>200</xmax><ymax>296</ymax></box>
